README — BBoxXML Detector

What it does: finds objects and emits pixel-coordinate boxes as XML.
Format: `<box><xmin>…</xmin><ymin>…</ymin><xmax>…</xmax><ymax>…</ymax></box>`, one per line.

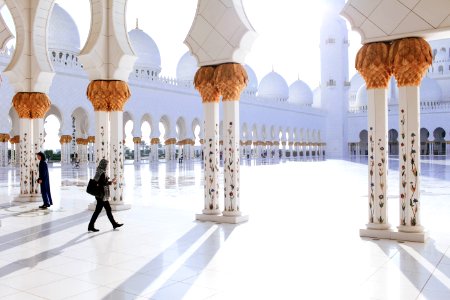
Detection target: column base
<box><xmin>88</xmin><ymin>202</ymin><xmax>131</xmax><ymax>211</ymax></box>
<box><xmin>196</xmin><ymin>213</ymin><xmax>249</xmax><ymax>224</ymax></box>
<box><xmin>13</xmin><ymin>194</ymin><xmax>42</xmax><ymax>203</ymax></box>
<box><xmin>360</xmin><ymin>228</ymin><xmax>428</xmax><ymax>243</ymax></box>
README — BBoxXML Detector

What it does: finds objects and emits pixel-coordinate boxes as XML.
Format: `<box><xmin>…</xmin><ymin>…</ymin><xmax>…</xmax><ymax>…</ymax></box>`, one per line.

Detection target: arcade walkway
<box><xmin>0</xmin><ymin>158</ymin><xmax>449</xmax><ymax>299</ymax></box>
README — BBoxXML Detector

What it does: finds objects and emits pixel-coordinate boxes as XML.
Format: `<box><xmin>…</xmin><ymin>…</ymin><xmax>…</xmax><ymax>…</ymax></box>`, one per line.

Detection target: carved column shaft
<box><xmin>195</xmin><ymin>66</ymin><xmax>221</xmax><ymax>215</ymax></box>
<box><xmin>13</xmin><ymin>92</ymin><xmax>50</xmax><ymax>198</ymax></box>
<box><xmin>390</xmin><ymin>38</ymin><xmax>431</xmax><ymax>233</ymax></box>
<box><xmin>356</xmin><ymin>42</ymin><xmax>391</xmax><ymax>229</ymax></box>
<box><xmin>215</xmin><ymin>63</ymin><xmax>247</xmax><ymax>216</ymax></box>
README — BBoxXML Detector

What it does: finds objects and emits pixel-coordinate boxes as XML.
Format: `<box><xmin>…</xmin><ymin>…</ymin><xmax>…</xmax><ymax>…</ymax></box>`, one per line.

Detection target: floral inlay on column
<box><xmin>390</xmin><ymin>37</ymin><xmax>431</xmax><ymax>232</ymax></box>
<box><xmin>194</xmin><ymin>66</ymin><xmax>221</xmax><ymax>215</ymax></box>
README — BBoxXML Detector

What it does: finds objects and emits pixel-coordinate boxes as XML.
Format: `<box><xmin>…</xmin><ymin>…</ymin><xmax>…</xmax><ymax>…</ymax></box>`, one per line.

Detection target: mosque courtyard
<box><xmin>0</xmin><ymin>158</ymin><xmax>449</xmax><ymax>299</ymax></box>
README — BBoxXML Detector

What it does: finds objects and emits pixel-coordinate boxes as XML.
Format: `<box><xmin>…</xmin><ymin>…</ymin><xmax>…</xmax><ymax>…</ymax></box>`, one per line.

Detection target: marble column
<box><xmin>133</xmin><ymin>137</ymin><xmax>141</xmax><ymax>163</ymax></box>
<box><xmin>0</xmin><ymin>134</ymin><xmax>9</xmax><ymax>167</ymax></box>
<box><xmin>194</xmin><ymin>66</ymin><xmax>221</xmax><ymax>216</ymax></box>
<box><xmin>356</xmin><ymin>42</ymin><xmax>392</xmax><ymax>238</ymax></box>
<box><xmin>150</xmin><ymin>138</ymin><xmax>159</xmax><ymax>162</ymax></box>
<box><xmin>215</xmin><ymin>63</ymin><xmax>247</xmax><ymax>221</ymax></box>
<box><xmin>391</xmin><ymin>38</ymin><xmax>432</xmax><ymax>242</ymax></box>
<box><xmin>87</xmin><ymin>80</ymin><xmax>131</xmax><ymax>211</ymax></box>
<box><xmin>12</xmin><ymin>93</ymin><xmax>51</xmax><ymax>200</ymax></box>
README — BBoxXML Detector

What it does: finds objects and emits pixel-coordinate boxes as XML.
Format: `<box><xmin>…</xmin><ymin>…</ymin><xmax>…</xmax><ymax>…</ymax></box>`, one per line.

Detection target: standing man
<box><xmin>36</xmin><ymin>151</ymin><xmax>53</xmax><ymax>209</ymax></box>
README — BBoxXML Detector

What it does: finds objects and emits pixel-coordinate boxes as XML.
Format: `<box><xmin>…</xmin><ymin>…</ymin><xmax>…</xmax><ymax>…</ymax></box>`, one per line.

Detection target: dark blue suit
<box><xmin>38</xmin><ymin>160</ymin><xmax>53</xmax><ymax>206</ymax></box>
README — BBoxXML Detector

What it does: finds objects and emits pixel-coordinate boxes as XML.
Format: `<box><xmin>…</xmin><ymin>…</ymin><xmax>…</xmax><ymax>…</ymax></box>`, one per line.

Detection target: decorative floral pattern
<box><xmin>399</xmin><ymin>108</ymin><xmax>420</xmax><ymax>227</ymax></box>
<box><xmin>400</xmin><ymin>109</ymin><xmax>407</xmax><ymax>225</ymax></box>
<box><xmin>224</xmin><ymin>121</ymin><xmax>240</xmax><ymax>212</ymax></box>
<box><xmin>377</xmin><ymin>138</ymin><xmax>385</xmax><ymax>223</ymax></box>
<box><xmin>203</xmin><ymin>120</ymin><xmax>219</xmax><ymax>211</ymax></box>
<box><xmin>368</xmin><ymin>127</ymin><xmax>375</xmax><ymax>223</ymax></box>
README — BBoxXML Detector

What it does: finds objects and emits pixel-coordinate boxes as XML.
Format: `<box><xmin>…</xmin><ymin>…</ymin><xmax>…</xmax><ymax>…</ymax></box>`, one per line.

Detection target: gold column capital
<box><xmin>133</xmin><ymin>137</ymin><xmax>142</xmax><ymax>144</ymax></box>
<box><xmin>194</xmin><ymin>66</ymin><xmax>220</xmax><ymax>103</ymax></box>
<box><xmin>214</xmin><ymin>63</ymin><xmax>248</xmax><ymax>101</ymax></box>
<box><xmin>0</xmin><ymin>133</ymin><xmax>10</xmax><ymax>142</ymax></box>
<box><xmin>389</xmin><ymin>37</ymin><xmax>432</xmax><ymax>87</ymax></box>
<box><xmin>150</xmin><ymin>138</ymin><xmax>160</xmax><ymax>145</ymax></box>
<box><xmin>87</xmin><ymin>136</ymin><xmax>95</xmax><ymax>143</ymax></box>
<box><xmin>355</xmin><ymin>42</ymin><xmax>392</xmax><ymax>89</ymax></box>
<box><xmin>86</xmin><ymin>80</ymin><xmax>131</xmax><ymax>111</ymax></box>
<box><xmin>12</xmin><ymin>92</ymin><xmax>51</xmax><ymax>119</ymax></box>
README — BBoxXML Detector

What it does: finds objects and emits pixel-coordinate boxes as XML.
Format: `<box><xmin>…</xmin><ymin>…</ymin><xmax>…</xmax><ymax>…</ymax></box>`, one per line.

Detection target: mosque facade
<box><xmin>0</xmin><ymin>2</ymin><xmax>449</xmax><ymax>169</ymax></box>
<box><xmin>0</xmin><ymin>4</ymin><xmax>327</xmax><ymax>168</ymax></box>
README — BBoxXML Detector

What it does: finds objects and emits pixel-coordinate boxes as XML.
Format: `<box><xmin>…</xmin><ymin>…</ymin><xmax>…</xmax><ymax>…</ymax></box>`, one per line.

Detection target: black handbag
<box><xmin>86</xmin><ymin>179</ymin><xmax>102</xmax><ymax>197</ymax></box>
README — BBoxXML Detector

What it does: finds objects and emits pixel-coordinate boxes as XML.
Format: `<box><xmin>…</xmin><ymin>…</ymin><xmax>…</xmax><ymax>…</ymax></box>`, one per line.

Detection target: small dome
<box><xmin>48</xmin><ymin>4</ymin><xmax>80</xmax><ymax>52</ymax></box>
<box><xmin>420</xmin><ymin>77</ymin><xmax>442</xmax><ymax>102</ymax></box>
<box><xmin>176</xmin><ymin>52</ymin><xmax>198</xmax><ymax>82</ymax></box>
<box><xmin>288</xmin><ymin>80</ymin><xmax>313</xmax><ymax>105</ymax></box>
<box><xmin>258</xmin><ymin>71</ymin><xmax>289</xmax><ymax>101</ymax></box>
<box><xmin>356</xmin><ymin>84</ymin><xmax>368</xmax><ymax>107</ymax></box>
<box><xmin>244</xmin><ymin>64</ymin><xmax>258</xmax><ymax>93</ymax></box>
<box><xmin>349</xmin><ymin>73</ymin><xmax>365</xmax><ymax>95</ymax></box>
<box><xmin>128</xmin><ymin>28</ymin><xmax>161</xmax><ymax>72</ymax></box>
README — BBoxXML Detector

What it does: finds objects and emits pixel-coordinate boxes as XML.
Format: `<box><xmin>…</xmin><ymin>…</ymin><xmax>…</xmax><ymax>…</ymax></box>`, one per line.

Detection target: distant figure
<box><xmin>178</xmin><ymin>154</ymin><xmax>183</xmax><ymax>164</ymax></box>
<box><xmin>88</xmin><ymin>159</ymin><xmax>123</xmax><ymax>232</ymax></box>
<box><xmin>36</xmin><ymin>151</ymin><xmax>53</xmax><ymax>209</ymax></box>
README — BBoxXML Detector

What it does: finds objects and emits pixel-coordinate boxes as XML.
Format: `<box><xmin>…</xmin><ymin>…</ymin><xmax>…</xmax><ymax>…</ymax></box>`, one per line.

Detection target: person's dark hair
<box><xmin>36</xmin><ymin>151</ymin><xmax>46</xmax><ymax>160</ymax></box>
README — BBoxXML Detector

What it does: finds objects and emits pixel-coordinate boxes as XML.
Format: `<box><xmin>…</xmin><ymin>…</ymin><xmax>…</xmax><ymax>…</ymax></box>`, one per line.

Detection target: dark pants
<box><xmin>41</xmin><ymin>184</ymin><xmax>53</xmax><ymax>206</ymax></box>
<box><xmin>88</xmin><ymin>198</ymin><xmax>116</xmax><ymax>228</ymax></box>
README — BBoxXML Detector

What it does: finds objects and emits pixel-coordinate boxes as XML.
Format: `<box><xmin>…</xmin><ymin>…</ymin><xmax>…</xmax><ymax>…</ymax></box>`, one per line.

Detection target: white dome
<box><xmin>48</xmin><ymin>4</ymin><xmax>80</xmax><ymax>52</ymax></box>
<box><xmin>176</xmin><ymin>52</ymin><xmax>198</xmax><ymax>82</ymax></box>
<box><xmin>244</xmin><ymin>64</ymin><xmax>258</xmax><ymax>93</ymax></box>
<box><xmin>128</xmin><ymin>28</ymin><xmax>161</xmax><ymax>72</ymax></box>
<box><xmin>258</xmin><ymin>71</ymin><xmax>289</xmax><ymax>101</ymax></box>
<box><xmin>356</xmin><ymin>84</ymin><xmax>368</xmax><ymax>107</ymax></box>
<box><xmin>420</xmin><ymin>77</ymin><xmax>442</xmax><ymax>102</ymax></box>
<box><xmin>349</xmin><ymin>73</ymin><xmax>365</xmax><ymax>95</ymax></box>
<box><xmin>288</xmin><ymin>80</ymin><xmax>313</xmax><ymax>105</ymax></box>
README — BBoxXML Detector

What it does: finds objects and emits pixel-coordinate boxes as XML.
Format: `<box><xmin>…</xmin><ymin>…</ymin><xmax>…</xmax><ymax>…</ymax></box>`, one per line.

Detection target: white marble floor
<box><xmin>0</xmin><ymin>157</ymin><xmax>450</xmax><ymax>300</ymax></box>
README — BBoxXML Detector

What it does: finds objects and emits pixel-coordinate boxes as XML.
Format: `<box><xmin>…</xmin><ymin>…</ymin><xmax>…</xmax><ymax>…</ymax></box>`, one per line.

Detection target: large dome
<box><xmin>288</xmin><ymin>80</ymin><xmax>313</xmax><ymax>106</ymax></box>
<box><xmin>356</xmin><ymin>84</ymin><xmax>368</xmax><ymax>107</ymax></box>
<box><xmin>176</xmin><ymin>51</ymin><xmax>197</xmax><ymax>82</ymax></box>
<box><xmin>48</xmin><ymin>4</ymin><xmax>80</xmax><ymax>52</ymax></box>
<box><xmin>128</xmin><ymin>28</ymin><xmax>161</xmax><ymax>72</ymax></box>
<box><xmin>420</xmin><ymin>77</ymin><xmax>442</xmax><ymax>102</ymax></box>
<box><xmin>258</xmin><ymin>71</ymin><xmax>289</xmax><ymax>101</ymax></box>
<box><xmin>244</xmin><ymin>64</ymin><xmax>258</xmax><ymax>93</ymax></box>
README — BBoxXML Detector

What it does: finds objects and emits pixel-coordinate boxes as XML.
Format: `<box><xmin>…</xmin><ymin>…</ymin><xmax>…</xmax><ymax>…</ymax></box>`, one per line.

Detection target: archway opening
<box><xmin>43</xmin><ymin>115</ymin><xmax>61</xmax><ymax>161</ymax></box>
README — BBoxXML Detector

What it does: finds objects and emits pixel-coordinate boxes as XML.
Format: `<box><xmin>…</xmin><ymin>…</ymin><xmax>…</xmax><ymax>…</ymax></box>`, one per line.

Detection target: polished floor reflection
<box><xmin>0</xmin><ymin>158</ymin><xmax>450</xmax><ymax>299</ymax></box>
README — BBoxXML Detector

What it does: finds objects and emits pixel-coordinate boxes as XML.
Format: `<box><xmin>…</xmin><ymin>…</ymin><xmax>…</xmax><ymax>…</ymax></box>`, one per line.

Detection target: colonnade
<box><xmin>356</xmin><ymin>37</ymin><xmax>432</xmax><ymax>242</ymax></box>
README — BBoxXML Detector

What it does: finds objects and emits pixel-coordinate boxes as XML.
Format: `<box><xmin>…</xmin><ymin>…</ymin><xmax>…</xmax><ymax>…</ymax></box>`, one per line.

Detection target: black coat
<box><xmin>38</xmin><ymin>160</ymin><xmax>51</xmax><ymax>192</ymax></box>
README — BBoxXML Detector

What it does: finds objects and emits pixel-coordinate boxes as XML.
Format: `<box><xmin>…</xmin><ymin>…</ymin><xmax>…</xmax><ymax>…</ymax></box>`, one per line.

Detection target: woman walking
<box><xmin>88</xmin><ymin>159</ymin><xmax>123</xmax><ymax>232</ymax></box>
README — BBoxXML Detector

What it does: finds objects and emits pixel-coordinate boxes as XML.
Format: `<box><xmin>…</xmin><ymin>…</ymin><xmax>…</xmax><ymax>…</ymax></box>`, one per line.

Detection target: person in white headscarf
<box><xmin>88</xmin><ymin>159</ymin><xmax>123</xmax><ymax>232</ymax></box>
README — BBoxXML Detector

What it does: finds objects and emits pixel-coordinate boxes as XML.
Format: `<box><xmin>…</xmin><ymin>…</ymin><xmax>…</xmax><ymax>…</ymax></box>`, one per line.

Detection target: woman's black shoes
<box><xmin>113</xmin><ymin>223</ymin><xmax>124</xmax><ymax>229</ymax></box>
<box><xmin>88</xmin><ymin>227</ymin><xmax>99</xmax><ymax>232</ymax></box>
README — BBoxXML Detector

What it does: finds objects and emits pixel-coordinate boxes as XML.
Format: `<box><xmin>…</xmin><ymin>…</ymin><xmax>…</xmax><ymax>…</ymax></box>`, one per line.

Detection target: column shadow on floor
<box><xmin>103</xmin><ymin>222</ymin><xmax>236</xmax><ymax>299</ymax></box>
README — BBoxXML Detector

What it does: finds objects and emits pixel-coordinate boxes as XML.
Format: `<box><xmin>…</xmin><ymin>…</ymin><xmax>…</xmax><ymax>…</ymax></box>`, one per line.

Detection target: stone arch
<box><xmin>72</xmin><ymin>107</ymin><xmax>89</xmax><ymax>137</ymax></box>
<box><xmin>252</xmin><ymin>123</ymin><xmax>258</xmax><ymax>140</ymax></box>
<box><xmin>420</xmin><ymin>127</ymin><xmax>430</xmax><ymax>155</ymax></box>
<box><xmin>43</xmin><ymin>104</ymin><xmax>63</xmax><ymax>151</ymax></box>
<box><xmin>261</xmin><ymin>124</ymin><xmax>267</xmax><ymax>141</ymax></box>
<box><xmin>359</xmin><ymin>129</ymin><xmax>368</xmax><ymax>155</ymax></box>
<box><xmin>192</xmin><ymin>118</ymin><xmax>202</xmax><ymax>145</ymax></box>
<box><xmin>159</xmin><ymin>115</ymin><xmax>171</xmax><ymax>140</ymax></box>
<box><xmin>388</xmin><ymin>129</ymin><xmax>399</xmax><ymax>155</ymax></box>
<box><xmin>433</xmin><ymin>127</ymin><xmax>446</xmax><ymax>155</ymax></box>
<box><xmin>176</xmin><ymin>116</ymin><xmax>187</xmax><ymax>140</ymax></box>
<box><xmin>241</xmin><ymin>122</ymin><xmax>249</xmax><ymax>140</ymax></box>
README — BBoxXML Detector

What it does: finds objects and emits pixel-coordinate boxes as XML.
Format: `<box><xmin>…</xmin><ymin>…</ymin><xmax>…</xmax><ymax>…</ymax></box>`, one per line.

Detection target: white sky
<box><xmin>53</xmin><ymin>0</ymin><xmax>361</xmax><ymax>88</ymax></box>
